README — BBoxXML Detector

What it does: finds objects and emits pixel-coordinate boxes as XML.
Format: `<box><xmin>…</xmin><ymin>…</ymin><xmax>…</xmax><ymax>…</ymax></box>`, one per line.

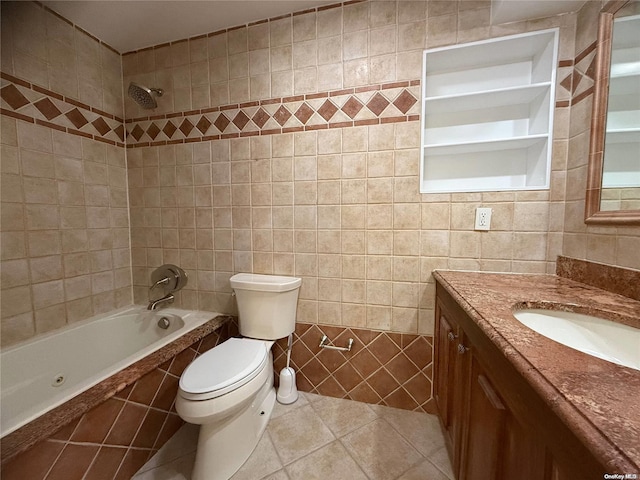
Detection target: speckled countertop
<box><xmin>433</xmin><ymin>270</ymin><xmax>640</xmax><ymax>474</ymax></box>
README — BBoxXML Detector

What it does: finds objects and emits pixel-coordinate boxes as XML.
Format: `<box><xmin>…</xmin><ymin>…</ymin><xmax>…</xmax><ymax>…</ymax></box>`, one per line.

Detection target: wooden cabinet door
<box><xmin>460</xmin><ymin>355</ymin><xmax>506</xmax><ymax>480</ymax></box>
<box><xmin>434</xmin><ymin>302</ymin><xmax>468</xmax><ymax>476</ymax></box>
<box><xmin>501</xmin><ymin>415</ymin><xmax>549</xmax><ymax>480</ymax></box>
<box><xmin>434</xmin><ymin>307</ymin><xmax>455</xmax><ymax>434</ymax></box>
<box><xmin>461</xmin><ymin>355</ymin><xmax>550</xmax><ymax>480</ymax></box>
<box><xmin>435</xmin><ymin>286</ymin><xmax>603</xmax><ymax>480</ymax></box>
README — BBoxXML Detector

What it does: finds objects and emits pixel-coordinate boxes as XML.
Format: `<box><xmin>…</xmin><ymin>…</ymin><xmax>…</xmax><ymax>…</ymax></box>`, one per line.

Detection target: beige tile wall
<box><xmin>126</xmin><ymin>1</ymin><xmax>580</xmax><ymax>335</ymax></box>
<box><xmin>562</xmin><ymin>0</ymin><xmax>640</xmax><ymax>270</ymax></box>
<box><xmin>122</xmin><ymin>1</ymin><xmax>578</xmax><ymax>117</ymax></box>
<box><xmin>0</xmin><ymin>2</ymin><xmax>131</xmax><ymax>347</ymax></box>
<box><xmin>4</xmin><ymin>0</ymin><xmax>639</xmax><ymax>348</ymax></box>
<box><xmin>0</xmin><ymin>2</ymin><xmax>123</xmax><ymax>118</ymax></box>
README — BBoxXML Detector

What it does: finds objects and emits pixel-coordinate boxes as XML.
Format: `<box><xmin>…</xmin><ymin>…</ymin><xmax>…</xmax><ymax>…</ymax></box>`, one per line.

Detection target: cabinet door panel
<box><xmin>434</xmin><ymin>311</ymin><xmax>453</xmax><ymax>425</ymax></box>
<box><xmin>434</xmin><ymin>304</ymin><xmax>467</xmax><ymax>476</ymax></box>
<box><xmin>435</xmin><ymin>309</ymin><xmax>461</xmax><ymax>443</ymax></box>
<box><xmin>461</xmin><ymin>358</ymin><xmax>506</xmax><ymax>480</ymax></box>
<box><xmin>501</xmin><ymin>416</ymin><xmax>549</xmax><ymax>480</ymax></box>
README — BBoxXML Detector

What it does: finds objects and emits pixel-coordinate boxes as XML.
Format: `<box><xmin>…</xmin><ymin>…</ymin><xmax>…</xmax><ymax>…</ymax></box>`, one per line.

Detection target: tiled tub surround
<box><xmin>0</xmin><ymin>2</ymin><xmax>124</xmax><ymax>118</ymax></box>
<box><xmin>0</xmin><ymin>113</ymin><xmax>133</xmax><ymax>348</ymax></box>
<box><xmin>0</xmin><ymin>72</ymin><xmax>126</xmax><ymax>146</ymax></box>
<box><xmin>124</xmin><ymin>81</ymin><xmax>420</xmax><ymax>146</ymax></box>
<box><xmin>0</xmin><ymin>1</ymin><xmax>129</xmax><ymax>348</ymax></box>
<box><xmin>0</xmin><ymin>315</ymin><xmax>237</xmax><ymax>480</ymax></box>
<box><xmin>434</xmin><ymin>269</ymin><xmax>640</xmax><ymax>474</ymax></box>
<box><xmin>273</xmin><ymin>323</ymin><xmax>435</xmax><ymax>413</ymax></box>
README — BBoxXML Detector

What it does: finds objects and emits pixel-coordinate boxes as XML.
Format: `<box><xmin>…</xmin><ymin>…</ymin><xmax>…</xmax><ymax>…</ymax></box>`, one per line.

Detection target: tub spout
<box><xmin>147</xmin><ymin>293</ymin><xmax>174</xmax><ymax>311</ymax></box>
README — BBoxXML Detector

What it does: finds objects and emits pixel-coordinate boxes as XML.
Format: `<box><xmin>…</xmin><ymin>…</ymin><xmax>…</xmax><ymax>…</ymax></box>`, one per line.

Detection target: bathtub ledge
<box><xmin>1</xmin><ymin>313</ymin><xmax>234</xmax><ymax>465</ymax></box>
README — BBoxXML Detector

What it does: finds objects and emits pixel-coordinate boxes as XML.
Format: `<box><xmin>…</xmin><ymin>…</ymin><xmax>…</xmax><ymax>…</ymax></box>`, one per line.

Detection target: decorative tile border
<box><xmin>273</xmin><ymin>323</ymin><xmax>435</xmax><ymax>414</ymax></box>
<box><xmin>0</xmin><ymin>72</ymin><xmax>125</xmax><ymax>147</ymax></box>
<box><xmin>125</xmin><ymin>81</ymin><xmax>421</xmax><ymax>147</ymax></box>
<box><xmin>566</xmin><ymin>41</ymin><xmax>597</xmax><ymax>106</ymax></box>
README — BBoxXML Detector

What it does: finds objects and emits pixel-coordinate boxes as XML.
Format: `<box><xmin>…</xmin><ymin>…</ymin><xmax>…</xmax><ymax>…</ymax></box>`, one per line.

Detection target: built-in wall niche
<box><xmin>420</xmin><ymin>29</ymin><xmax>559</xmax><ymax>193</ymax></box>
<box><xmin>602</xmin><ymin>14</ymin><xmax>640</xmax><ymax>189</ymax></box>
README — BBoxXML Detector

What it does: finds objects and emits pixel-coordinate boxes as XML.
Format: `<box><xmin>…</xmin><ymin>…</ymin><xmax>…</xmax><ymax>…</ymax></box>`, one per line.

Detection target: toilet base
<box><xmin>191</xmin><ymin>380</ymin><xmax>276</xmax><ymax>480</ymax></box>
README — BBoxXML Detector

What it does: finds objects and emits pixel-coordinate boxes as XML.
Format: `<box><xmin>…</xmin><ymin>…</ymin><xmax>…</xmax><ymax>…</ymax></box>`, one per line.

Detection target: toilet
<box><xmin>175</xmin><ymin>273</ymin><xmax>301</xmax><ymax>480</ymax></box>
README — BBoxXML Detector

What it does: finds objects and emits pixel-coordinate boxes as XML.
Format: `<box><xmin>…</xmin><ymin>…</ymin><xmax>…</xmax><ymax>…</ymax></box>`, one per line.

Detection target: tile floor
<box><xmin>132</xmin><ymin>392</ymin><xmax>454</xmax><ymax>480</ymax></box>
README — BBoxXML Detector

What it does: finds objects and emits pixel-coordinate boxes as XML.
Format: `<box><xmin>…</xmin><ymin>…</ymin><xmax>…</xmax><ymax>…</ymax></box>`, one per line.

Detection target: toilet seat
<box><xmin>179</xmin><ymin>338</ymin><xmax>270</xmax><ymax>401</ymax></box>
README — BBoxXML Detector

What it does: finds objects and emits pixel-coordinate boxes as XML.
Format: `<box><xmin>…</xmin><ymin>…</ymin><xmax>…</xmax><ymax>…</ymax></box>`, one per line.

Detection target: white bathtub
<box><xmin>0</xmin><ymin>305</ymin><xmax>221</xmax><ymax>439</ymax></box>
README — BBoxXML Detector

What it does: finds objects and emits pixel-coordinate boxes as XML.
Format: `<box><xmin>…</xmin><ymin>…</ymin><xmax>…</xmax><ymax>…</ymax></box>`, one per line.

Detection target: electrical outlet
<box><xmin>475</xmin><ymin>207</ymin><xmax>492</xmax><ymax>231</ymax></box>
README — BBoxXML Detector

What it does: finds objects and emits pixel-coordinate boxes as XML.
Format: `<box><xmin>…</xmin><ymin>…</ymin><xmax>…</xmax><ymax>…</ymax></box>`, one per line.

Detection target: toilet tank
<box><xmin>229</xmin><ymin>274</ymin><xmax>302</xmax><ymax>340</ymax></box>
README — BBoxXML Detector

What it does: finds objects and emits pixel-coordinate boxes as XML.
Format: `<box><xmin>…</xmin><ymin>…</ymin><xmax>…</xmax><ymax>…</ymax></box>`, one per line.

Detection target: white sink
<box><xmin>512</xmin><ymin>309</ymin><xmax>640</xmax><ymax>371</ymax></box>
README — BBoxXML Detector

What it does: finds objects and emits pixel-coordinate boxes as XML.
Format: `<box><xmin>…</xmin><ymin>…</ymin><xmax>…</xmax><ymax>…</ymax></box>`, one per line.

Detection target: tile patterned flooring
<box><xmin>132</xmin><ymin>392</ymin><xmax>454</xmax><ymax>480</ymax></box>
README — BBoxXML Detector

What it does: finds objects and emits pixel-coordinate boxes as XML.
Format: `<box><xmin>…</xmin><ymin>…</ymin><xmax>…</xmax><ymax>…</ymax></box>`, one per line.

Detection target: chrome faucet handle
<box><xmin>149</xmin><ymin>264</ymin><xmax>188</xmax><ymax>295</ymax></box>
<box><xmin>150</xmin><ymin>276</ymin><xmax>170</xmax><ymax>291</ymax></box>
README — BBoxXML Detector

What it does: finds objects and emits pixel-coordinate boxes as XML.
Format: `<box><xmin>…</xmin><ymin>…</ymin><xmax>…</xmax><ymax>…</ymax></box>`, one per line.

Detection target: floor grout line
<box><xmin>135</xmin><ymin>392</ymin><xmax>452</xmax><ymax>480</ymax></box>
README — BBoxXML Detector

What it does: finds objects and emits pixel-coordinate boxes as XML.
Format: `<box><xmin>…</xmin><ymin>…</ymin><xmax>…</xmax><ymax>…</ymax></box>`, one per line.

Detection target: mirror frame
<box><xmin>585</xmin><ymin>0</ymin><xmax>640</xmax><ymax>224</ymax></box>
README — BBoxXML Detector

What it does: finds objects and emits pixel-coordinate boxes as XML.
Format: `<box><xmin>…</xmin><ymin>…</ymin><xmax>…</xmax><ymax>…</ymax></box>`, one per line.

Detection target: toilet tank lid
<box><xmin>230</xmin><ymin>273</ymin><xmax>302</xmax><ymax>292</ymax></box>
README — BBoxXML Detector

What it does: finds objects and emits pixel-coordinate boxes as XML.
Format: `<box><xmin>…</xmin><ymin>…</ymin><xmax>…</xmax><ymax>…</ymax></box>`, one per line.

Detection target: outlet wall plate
<box><xmin>475</xmin><ymin>207</ymin><xmax>492</xmax><ymax>230</ymax></box>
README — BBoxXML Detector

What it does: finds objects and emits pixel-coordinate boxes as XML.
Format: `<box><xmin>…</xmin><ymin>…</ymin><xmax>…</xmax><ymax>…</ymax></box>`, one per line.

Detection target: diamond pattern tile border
<box><xmin>0</xmin><ymin>72</ymin><xmax>125</xmax><ymax>147</ymax></box>
<box><xmin>4</xmin><ymin>48</ymin><xmax>576</xmax><ymax>148</ymax></box>
<box><xmin>124</xmin><ymin>80</ymin><xmax>423</xmax><ymax>147</ymax></box>
<box><xmin>273</xmin><ymin>323</ymin><xmax>436</xmax><ymax>414</ymax></box>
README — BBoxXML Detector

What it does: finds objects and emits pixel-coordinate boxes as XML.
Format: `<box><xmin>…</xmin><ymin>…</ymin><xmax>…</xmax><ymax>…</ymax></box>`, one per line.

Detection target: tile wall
<box><xmin>123</xmin><ymin>0</ymin><xmax>580</xmax><ymax>335</ymax></box>
<box><xmin>1</xmin><ymin>0</ymin><xmax>639</xmax><ymax>383</ymax></box>
<box><xmin>0</xmin><ymin>1</ymin><xmax>130</xmax><ymax>347</ymax></box>
<box><xmin>273</xmin><ymin>323</ymin><xmax>434</xmax><ymax>413</ymax></box>
<box><xmin>0</xmin><ymin>2</ymin><xmax>123</xmax><ymax>118</ymax></box>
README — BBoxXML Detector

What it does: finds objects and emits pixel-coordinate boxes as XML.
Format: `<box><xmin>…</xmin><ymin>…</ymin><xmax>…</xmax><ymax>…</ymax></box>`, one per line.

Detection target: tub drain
<box><xmin>52</xmin><ymin>375</ymin><xmax>65</xmax><ymax>387</ymax></box>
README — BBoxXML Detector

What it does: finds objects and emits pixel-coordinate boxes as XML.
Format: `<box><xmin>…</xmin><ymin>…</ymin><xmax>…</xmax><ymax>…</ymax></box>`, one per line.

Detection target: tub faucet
<box><xmin>147</xmin><ymin>293</ymin><xmax>174</xmax><ymax>311</ymax></box>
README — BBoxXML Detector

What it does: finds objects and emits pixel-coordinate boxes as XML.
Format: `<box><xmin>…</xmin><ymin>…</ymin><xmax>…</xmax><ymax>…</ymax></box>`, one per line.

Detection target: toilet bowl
<box><xmin>175</xmin><ymin>274</ymin><xmax>301</xmax><ymax>480</ymax></box>
<box><xmin>176</xmin><ymin>338</ymin><xmax>275</xmax><ymax>480</ymax></box>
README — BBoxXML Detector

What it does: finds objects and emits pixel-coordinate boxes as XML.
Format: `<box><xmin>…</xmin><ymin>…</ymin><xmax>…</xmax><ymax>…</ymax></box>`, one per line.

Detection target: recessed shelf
<box><xmin>424</xmin><ymin>83</ymin><xmax>552</xmax><ymax>114</ymax></box>
<box><xmin>425</xmin><ymin>135</ymin><xmax>549</xmax><ymax>155</ymax></box>
<box><xmin>421</xmin><ymin>140</ymin><xmax>549</xmax><ymax>193</ymax></box>
<box><xmin>420</xmin><ymin>29</ymin><xmax>558</xmax><ymax>193</ymax></box>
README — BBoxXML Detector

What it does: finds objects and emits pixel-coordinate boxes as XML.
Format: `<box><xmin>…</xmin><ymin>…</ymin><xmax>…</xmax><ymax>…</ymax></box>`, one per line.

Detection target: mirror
<box><xmin>585</xmin><ymin>1</ymin><xmax>640</xmax><ymax>224</ymax></box>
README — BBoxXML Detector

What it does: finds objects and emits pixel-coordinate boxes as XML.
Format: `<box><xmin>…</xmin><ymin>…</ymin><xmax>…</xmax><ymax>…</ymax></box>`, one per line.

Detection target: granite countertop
<box><xmin>433</xmin><ymin>270</ymin><xmax>640</xmax><ymax>474</ymax></box>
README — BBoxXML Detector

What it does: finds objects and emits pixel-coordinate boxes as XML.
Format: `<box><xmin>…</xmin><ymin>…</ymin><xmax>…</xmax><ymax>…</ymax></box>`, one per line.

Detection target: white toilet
<box><xmin>175</xmin><ymin>273</ymin><xmax>301</xmax><ymax>480</ymax></box>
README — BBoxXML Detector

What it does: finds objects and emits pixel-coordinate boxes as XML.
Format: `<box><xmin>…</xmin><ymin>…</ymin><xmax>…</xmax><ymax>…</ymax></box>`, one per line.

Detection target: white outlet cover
<box><xmin>475</xmin><ymin>207</ymin><xmax>492</xmax><ymax>231</ymax></box>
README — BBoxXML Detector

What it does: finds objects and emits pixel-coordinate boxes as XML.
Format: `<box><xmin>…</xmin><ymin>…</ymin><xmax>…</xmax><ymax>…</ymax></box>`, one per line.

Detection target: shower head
<box><xmin>128</xmin><ymin>82</ymin><xmax>163</xmax><ymax>109</ymax></box>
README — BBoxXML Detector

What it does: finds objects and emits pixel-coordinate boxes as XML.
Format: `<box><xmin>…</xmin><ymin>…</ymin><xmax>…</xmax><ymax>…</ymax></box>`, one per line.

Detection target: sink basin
<box><xmin>512</xmin><ymin>309</ymin><xmax>640</xmax><ymax>371</ymax></box>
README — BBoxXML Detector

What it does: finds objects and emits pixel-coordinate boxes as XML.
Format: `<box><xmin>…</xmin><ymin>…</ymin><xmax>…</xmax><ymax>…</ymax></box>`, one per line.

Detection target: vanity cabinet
<box><xmin>434</xmin><ymin>283</ymin><xmax>607</xmax><ymax>480</ymax></box>
<box><xmin>420</xmin><ymin>29</ymin><xmax>558</xmax><ymax>193</ymax></box>
<box><xmin>434</xmin><ymin>311</ymin><xmax>466</xmax><ymax>472</ymax></box>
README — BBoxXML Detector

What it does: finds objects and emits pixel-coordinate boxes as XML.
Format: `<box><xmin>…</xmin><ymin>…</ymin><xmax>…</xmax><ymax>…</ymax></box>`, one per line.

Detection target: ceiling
<box><xmin>43</xmin><ymin>0</ymin><xmax>336</xmax><ymax>53</ymax></box>
<box><xmin>490</xmin><ymin>0</ymin><xmax>587</xmax><ymax>24</ymax></box>
<box><xmin>42</xmin><ymin>0</ymin><xmax>588</xmax><ymax>54</ymax></box>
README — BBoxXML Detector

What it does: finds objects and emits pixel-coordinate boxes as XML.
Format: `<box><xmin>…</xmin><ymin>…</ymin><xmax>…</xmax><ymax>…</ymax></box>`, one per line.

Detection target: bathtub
<box><xmin>0</xmin><ymin>305</ymin><xmax>233</xmax><ymax>465</ymax></box>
